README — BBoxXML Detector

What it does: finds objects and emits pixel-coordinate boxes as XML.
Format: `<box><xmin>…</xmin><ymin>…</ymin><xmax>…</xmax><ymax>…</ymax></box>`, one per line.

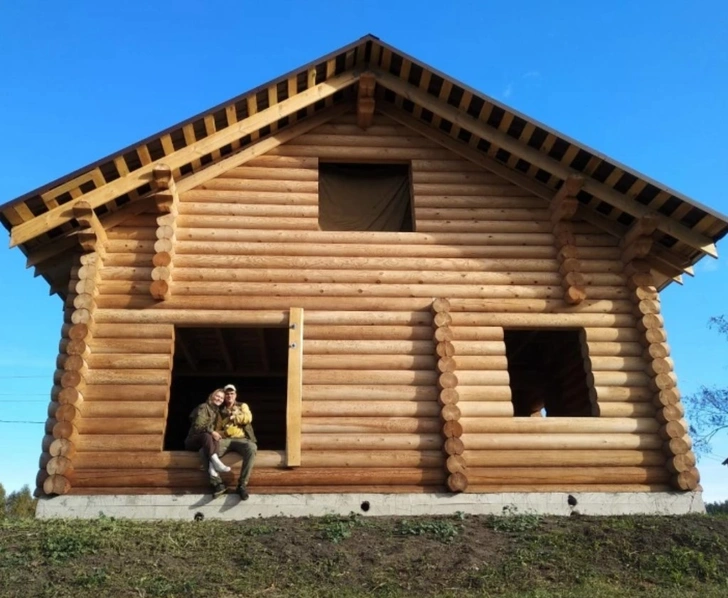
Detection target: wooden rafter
<box><xmin>216</xmin><ymin>328</ymin><xmax>234</xmax><ymax>371</ymax></box>
<box><xmin>177</xmin><ymin>335</ymin><xmax>198</xmax><ymax>372</ymax></box>
<box><xmin>373</xmin><ymin>69</ymin><xmax>718</xmax><ymax>258</ymax></box>
<box><xmin>10</xmin><ymin>70</ymin><xmax>361</xmax><ymax>247</ymax></box>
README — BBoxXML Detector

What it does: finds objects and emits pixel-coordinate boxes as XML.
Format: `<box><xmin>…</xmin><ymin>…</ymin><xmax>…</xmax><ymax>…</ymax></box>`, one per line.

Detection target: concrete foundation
<box><xmin>36</xmin><ymin>491</ymin><xmax>705</xmax><ymax>520</ymax></box>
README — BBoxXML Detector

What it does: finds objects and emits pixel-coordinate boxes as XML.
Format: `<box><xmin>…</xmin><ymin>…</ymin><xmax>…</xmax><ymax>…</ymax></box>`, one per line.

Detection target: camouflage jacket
<box><xmin>186</xmin><ymin>403</ymin><xmax>222</xmax><ymax>440</ymax></box>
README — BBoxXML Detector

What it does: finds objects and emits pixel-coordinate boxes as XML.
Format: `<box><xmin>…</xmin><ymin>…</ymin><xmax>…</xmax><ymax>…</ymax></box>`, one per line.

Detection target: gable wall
<box><xmin>45</xmin><ymin>112</ymin><xmax>684</xmax><ymax>495</ymax></box>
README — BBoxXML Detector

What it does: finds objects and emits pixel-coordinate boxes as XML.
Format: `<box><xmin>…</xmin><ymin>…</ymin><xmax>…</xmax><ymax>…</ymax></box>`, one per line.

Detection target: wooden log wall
<box><xmin>49</xmin><ymin>111</ymin><xmax>694</xmax><ymax>495</ymax></box>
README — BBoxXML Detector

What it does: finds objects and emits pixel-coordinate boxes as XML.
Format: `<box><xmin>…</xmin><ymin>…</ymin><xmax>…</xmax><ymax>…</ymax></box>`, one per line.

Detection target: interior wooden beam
<box><xmin>258</xmin><ymin>328</ymin><xmax>270</xmax><ymax>373</ymax></box>
<box><xmin>176</xmin><ymin>336</ymin><xmax>198</xmax><ymax>372</ymax></box>
<box><xmin>356</xmin><ymin>72</ymin><xmax>376</xmax><ymax>130</ymax></box>
<box><xmin>10</xmin><ymin>70</ymin><xmax>361</xmax><ymax>247</ymax></box>
<box><xmin>373</xmin><ymin>70</ymin><xmax>718</xmax><ymax>258</ymax></box>
<box><xmin>216</xmin><ymin>328</ymin><xmax>234</xmax><ymax>371</ymax></box>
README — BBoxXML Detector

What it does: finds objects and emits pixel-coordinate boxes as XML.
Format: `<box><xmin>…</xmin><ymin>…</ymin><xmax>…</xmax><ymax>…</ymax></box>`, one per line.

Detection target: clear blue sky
<box><xmin>1</xmin><ymin>1</ymin><xmax>726</xmax><ymax>499</ymax></box>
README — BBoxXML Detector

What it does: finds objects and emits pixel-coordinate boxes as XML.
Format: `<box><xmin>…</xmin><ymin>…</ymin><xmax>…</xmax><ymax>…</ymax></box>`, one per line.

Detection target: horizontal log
<box><xmin>87</xmin><ymin>339</ymin><xmax>173</xmax><ymax>354</ymax></box>
<box><xmin>84</xmin><ymin>370</ymin><xmax>171</xmax><ymax>385</ymax></box>
<box><xmin>303</xmin><ymin>340</ymin><xmax>433</xmax><ymax>354</ymax></box>
<box><xmin>71</xmin><ymin>450</ymin><xmax>444</xmax><ymax>470</ymax></box>
<box><xmin>47</xmin><ymin>456</ymin><xmax>74</xmax><ymax>476</ymax></box>
<box><xmin>179</xmin><ymin>202</ymin><xmax>318</xmax><ymax>218</ymax></box>
<box><xmin>458</xmin><ymin>403</ymin><xmax>516</xmax><ymax>417</ymax></box>
<box><xmin>86</xmin><ymin>354</ymin><xmax>172</xmax><ymax>370</ymax></box>
<box><xmin>177</xmin><ymin>214</ymin><xmax>319</xmax><ymax>230</ymax></box>
<box><xmin>456</xmin><ymin>371</ymin><xmax>511</xmax><ymax>385</ymax></box>
<box><xmin>583</xmin><ymin>327</ymin><xmax>642</xmax><ymax>342</ymax></box>
<box><xmin>461</xmin><ymin>417</ymin><xmax>660</xmax><ymax>434</ymax></box>
<box><xmin>44</xmin><ymin>474</ymin><xmax>71</xmax><ymax>495</ymax></box>
<box><xmin>68</xmin><ymin>467</ymin><xmax>447</xmax><ymax>488</ymax></box>
<box><xmin>450</xmin><ymin>341</ymin><xmax>506</xmax><ymax>355</ymax></box>
<box><xmin>451</xmin><ymin>356</ymin><xmax>509</xmax><ymax>370</ymax></box>
<box><xmin>463</xmin><ymin>433</ymin><xmax>663</xmax><ymax>450</ymax></box>
<box><xmin>305</xmin><ymin>325</ymin><xmax>433</xmax><ymax>341</ymax></box>
<box><xmin>586</xmin><ymin>342</ymin><xmax>644</xmax><ymax>357</ymax></box>
<box><xmin>302</xmin><ymin>401</ymin><xmax>440</xmax><ymax>418</ymax></box>
<box><xmin>415</xmin><ymin>195</ymin><xmax>546</xmax><ymax>209</ymax></box>
<box><xmin>597</xmin><ymin>403</ymin><xmax>656</xmax><ymax>418</ymax></box>
<box><xmin>465</xmin><ymin>484</ymin><xmax>671</xmax><ymax>493</ymax></box>
<box><xmin>81</xmin><ymin>402</ymin><xmax>167</xmax><ymax>418</ymax></box>
<box><xmin>450</xmin><ymin>313</ymin><xmax>636</xmax><ymax>328</ymax></box>
<box><xmin>467</xmin><ymin>467</ymin><xmax>670</xmax><ymax>485</ymax></box>
<box><xmin>301</xmin><ymin>433</ymin><xmax>442</xmax><ymax>450</ymax></box>
<box><xmin>593</xmin><ymin>386</ymin><xmax>653</xmax><ymax>402</ymax></box>
<box><xmin>302</xmin><ymin>385</ymin><xmax>439</xmax><ymax>401</ymax></box>
<box><xmin>302</xmin><ymin>371</ymin><xmax>438</xmax><ymax>385</ymax></box>
<box><xmin>76</xmin><ymin>418</ymin><xmax>165</xmax><ymax>435</ymax></box>
<box><xmin>587</xmin><ymin>356</ymin><xmax>647</xmax><ymax>371</ymax></box>
<box><xmin>89</xmin><ymin>323</ymin><xmax>174</xmax><ymax>339</ymax></box>
<box><xmin>69</xmin><ymin>485</ymin><xmax>445</xmax><ymax>495</ymax></box>
<box><xmin>176</xmin><ymin>239</ymin><xmax>562</xmax><ymax>259</ymax></box>
<box><xmin>303</xmin><ymin>354</ymin><xmax>436</xmax><ymax>370</ymax></box>
<box><xmin>589</xmin><ymin>371</ymin><xmax>652</xmax><ymax>387</ymax></box>
<box><xmin>462</xmin><ymin>450</ymin><xmax>666</xmax><ymax>467</ymax></box>
<box><xmin>82</xmin><ymin>384</ymin><xmax>169</xmax><ymax>401</ymax></box>
<box><xmin>458</xmin><ymin>386</ymin><xmax>512</xmax><ymax>401</ymax></box>
<box><xmin>451</xmin><ymin>299</ymin><xmax>634</xmax><ymax>314</ymax></box>
<box><xmin>49</xmin><ymin>438</ymin><xmax>76</xmax><ymax>458</ymax></box>
<box><xmin>77</xmin><ymin>435</ymin><xmax>164</xmax><ymax>452</ymax></box>
<box><xmin>302</xmin><ymin>417</ymin><xmax>440</xmax><ymax>434</ymax></box>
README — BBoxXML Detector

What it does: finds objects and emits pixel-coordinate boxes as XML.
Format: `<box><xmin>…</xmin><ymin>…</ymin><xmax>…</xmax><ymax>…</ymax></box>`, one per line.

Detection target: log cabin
<box><xmin>3</xmin><ymin>35</ymin><xmax>727</xmax><ymax>514</ymax></box>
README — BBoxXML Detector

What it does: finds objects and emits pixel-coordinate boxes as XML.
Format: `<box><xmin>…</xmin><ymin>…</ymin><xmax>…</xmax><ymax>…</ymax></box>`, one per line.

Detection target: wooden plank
<box><xmin>10</xmin><ymin>71</ymin><xmax>360</xmax><ymax>246</ymax></box>
<box><xmin>374</xmin><ymin>70</ymin><xmax>718</xmax><ymax>258</ymax></box>
<box><xmin>286</xmin><ymin>307</ymin><xmax>304</xmax><ymax>467</ymax></box>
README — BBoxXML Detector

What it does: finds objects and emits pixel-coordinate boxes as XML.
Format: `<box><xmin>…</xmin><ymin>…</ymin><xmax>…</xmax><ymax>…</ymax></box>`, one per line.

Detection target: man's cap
<box><xmin>223</xmin><ymin>384</ymin><xmax>236</xmax><ymax>392</ymax></box>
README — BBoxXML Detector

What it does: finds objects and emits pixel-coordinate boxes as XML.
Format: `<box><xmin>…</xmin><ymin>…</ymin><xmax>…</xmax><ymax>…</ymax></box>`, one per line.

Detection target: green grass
<box><xmin>2</xmin><ymin>513</ymin><xmax>728</xmax><ymax>597</ymax></box>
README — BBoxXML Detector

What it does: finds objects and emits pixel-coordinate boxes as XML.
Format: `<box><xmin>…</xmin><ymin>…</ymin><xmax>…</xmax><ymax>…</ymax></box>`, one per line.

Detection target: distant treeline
<box><xmin>0</xmin><ymin>484</ymin><xmax>37</xmax><ymax>519</ymax></box>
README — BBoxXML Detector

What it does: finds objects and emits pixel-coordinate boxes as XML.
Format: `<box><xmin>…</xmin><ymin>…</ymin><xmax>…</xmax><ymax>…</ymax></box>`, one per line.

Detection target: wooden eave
<box><xmin>3</xmin><ymin>34</ymin><xmax>726</xmax><ymax>292</ymax></box>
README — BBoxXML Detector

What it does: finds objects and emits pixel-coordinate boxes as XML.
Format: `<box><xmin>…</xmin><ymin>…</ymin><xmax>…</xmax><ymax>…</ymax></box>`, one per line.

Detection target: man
<box><xmin>217</xmin><ymin>384</ymin><xmax>258</xmax><ymax>500</ymax></box>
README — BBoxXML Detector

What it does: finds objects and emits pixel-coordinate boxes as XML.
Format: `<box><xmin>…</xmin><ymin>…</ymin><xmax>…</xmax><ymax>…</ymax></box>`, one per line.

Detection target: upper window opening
<box><xmin>504</xmin><ymin>329</ymin><xmax>595</xmax><ymax>417</ymax></box>
<box><xmin>318</xmin><ymin>162</ymin><xmax>414</xmax><ymax>232</ymax></box>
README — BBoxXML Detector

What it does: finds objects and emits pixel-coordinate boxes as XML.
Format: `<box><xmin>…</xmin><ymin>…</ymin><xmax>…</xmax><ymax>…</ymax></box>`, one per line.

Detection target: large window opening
<box><xmin>164</xmin><ymin>327</ymin><xmax>289</xmax><ymax>451</ymax></box>
<box><xmin>318</xmin><ymin>162</ymin><xmax>414</xmax><ymax>232</ymax></box>
<box><xmin>504</xmin><ymin>329</ymin><xmax>595</xmax><ymax>417</ymax></box>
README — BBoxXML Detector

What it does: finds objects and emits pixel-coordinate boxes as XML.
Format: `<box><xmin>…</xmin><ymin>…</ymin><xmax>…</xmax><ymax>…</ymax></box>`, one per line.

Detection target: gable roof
<box><xmin>3</xmin><ymin>34</ymin><xmax>726</xmax><ymax>292</ymax></box>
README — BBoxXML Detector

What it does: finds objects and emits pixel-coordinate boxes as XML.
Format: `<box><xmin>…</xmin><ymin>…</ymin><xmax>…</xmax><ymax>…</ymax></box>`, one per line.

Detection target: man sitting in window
<box><xmin>217</xmin><ymin>384</ymin><xmax>258</xmax><ymax>501</ymax></box>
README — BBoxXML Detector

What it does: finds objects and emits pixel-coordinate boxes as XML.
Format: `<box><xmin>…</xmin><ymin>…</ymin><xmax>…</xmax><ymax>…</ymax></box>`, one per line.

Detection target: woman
<box><xmin>184</xmin><ymin>388</ymin><xmax>231</xmax><ymax>496</ymax></box>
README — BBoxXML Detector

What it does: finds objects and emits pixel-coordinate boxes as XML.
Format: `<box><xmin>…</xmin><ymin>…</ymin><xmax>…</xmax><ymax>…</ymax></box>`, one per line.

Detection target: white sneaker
<box><xmin>210</xmin><ymin>454</ymin><xmax>231</xmax><ymax>473</ymax></box>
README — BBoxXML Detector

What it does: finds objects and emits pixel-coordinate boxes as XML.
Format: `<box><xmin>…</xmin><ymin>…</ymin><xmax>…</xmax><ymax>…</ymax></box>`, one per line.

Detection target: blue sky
<box><xmin>1</xmin><ymin>1</ymin><xmax>726</xmax><ymax>499</ymax></box>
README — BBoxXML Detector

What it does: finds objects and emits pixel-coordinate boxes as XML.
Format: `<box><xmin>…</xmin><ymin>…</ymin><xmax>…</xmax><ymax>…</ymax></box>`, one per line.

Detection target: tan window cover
<box><xmin>318</xmin><ymin>163</ymin><xmax>413</xmax><ymax>231</ymax></box>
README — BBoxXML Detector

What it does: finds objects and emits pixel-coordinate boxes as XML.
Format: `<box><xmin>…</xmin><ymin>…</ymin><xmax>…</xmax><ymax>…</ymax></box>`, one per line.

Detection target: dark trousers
<box><xmin>218</xmin><ymin>438</ymin><xmax>258</xmax><ymax>487</ymax></box>
<box><xmin>185</xmin><ymin>433</ymin><xmax>219</xmax><ymax>463</ymax></box>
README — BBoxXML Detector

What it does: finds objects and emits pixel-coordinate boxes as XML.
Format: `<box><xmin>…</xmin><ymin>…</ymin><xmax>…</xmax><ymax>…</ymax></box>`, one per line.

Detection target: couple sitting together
<box><xmin>184</xmin><ymin>384</ymin><xmax>257</xmax><ymax>499</ymax></box>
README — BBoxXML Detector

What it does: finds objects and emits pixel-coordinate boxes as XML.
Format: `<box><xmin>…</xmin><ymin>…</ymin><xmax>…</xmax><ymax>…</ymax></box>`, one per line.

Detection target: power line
<box><xmin>0</xmin><ymin>375</ymin><xmax>52</xmax><ymax>379</ymax></box>
<box><xmin>0</xmin><ymin>420</ymin><xmax>45</xmax><ymax>424</ymax></box>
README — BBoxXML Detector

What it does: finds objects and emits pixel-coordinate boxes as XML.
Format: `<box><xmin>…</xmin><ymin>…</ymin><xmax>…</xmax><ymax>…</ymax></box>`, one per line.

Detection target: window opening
<box><xmin>318</xmin><ymin>162</ymin><xmax>414</xmax><ymax>231</ymax></box>
<box><xmin>164</xmin><ymin>326</ymin><xmax>289</xmax><ymax>450</ymax></box>
<box><xmin>504</xmin><ymin>329</ymin><xmax>594</xmax><ymax>417</ymax></box>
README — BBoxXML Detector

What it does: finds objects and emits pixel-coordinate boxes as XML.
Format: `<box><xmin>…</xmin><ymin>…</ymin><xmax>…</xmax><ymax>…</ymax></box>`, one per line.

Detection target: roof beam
<box><xmin>72</xmin><ymin>201</ymin><xmax>107</xmax><ymax>256</ymax></box>
<box><xmin>10</xmin><ymin>70</ymin><xmax>361</xmax><ymax>247</ymax></box>
<box><xmin>373</xmin><ymin>69</ymin><xmax>718</xmax><ymax>259</ymax></box>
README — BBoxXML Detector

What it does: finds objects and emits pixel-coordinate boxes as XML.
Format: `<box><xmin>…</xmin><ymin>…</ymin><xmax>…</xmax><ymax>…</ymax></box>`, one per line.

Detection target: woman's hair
<box><xmin>207</xmin><ymin>388</ymin><xmax>225</xmax><ymax>404</ymax></box>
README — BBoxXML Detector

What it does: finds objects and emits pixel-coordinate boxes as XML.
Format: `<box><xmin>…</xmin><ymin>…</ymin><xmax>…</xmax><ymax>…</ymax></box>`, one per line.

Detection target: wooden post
<box><xmin>432</xmin><ymin>298</ymin><xmax>467</xmax><ymax>492</ymax></box>
<box><xmin>357</xmin><ymin>72</ymin><xmax>376</xmax><ymax>130</ymax></box>
<box><xmin>548</xmin><ymin>176</ymin><xmax>586</xmax><ymax>304</ymax></box>
<box><xmin>151</xmin><ymin>164</ymin><xmax>179</xmax><ymax>300</ymax></box>
<box><xmin>286</xmin><ymin>307</ymin><xmax>304</xmax><ymax>467</ymax></box>
<box><xmin>621</xmin><ymin>217</ymin><xmax>697</xmax><ymax>491</ymax></box>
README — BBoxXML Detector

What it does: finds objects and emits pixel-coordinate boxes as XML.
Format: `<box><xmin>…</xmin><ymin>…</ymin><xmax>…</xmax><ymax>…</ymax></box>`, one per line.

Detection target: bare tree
<box><xmin>686</xmin><ymin>316</ymin><xmax>728</xmax><ymax>463</ymax></box>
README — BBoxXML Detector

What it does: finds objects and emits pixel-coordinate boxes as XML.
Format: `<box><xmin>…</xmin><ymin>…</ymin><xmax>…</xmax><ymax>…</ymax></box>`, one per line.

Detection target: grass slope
<box><xmin>2</xmin><ymin>513</ymin><xmax>728</xmax><ymax>597</ymax></box>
